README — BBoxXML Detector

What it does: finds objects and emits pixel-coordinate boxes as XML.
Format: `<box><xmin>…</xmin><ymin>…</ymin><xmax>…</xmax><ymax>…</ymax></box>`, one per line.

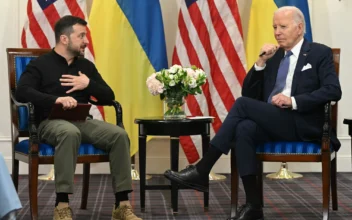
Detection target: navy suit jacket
<box><xmin>242</xmin><ymin>39</ymin><xmax>342</xmax><ymax>151</ymax></box>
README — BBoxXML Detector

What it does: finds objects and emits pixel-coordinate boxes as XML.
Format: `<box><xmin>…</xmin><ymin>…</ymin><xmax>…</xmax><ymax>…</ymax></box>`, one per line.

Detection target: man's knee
<box><xmin>230</xmin><ymin>96</ymin><xmax>251</xmax><ymax>113</ymax></box>
<box><xmin>111</xmin><ymin>126</ymin><xmax>128</xmax><ymax>139</ymax></box>
<box><xmin>109</xmin><ymin>127</ymin><xmax>130</xmax><ymax>154</ymax></box>
<box><xmin>234</xmin><ymin>96</ymin><xmax>249</xmax><ymax>107</ymax></box>
<box><xmin>109</xmin><ymin>126</ymin><xmax>130</xmax><ymax>146</ymax></box>
<box><xmin>235</xmin><ymin>120</ymin><xmax>257</xmax><ymax>138</ymax></box>
<box><xmin>57</xmin><ymin>124</ymin><xmax>81</xmax><ymax>141</ymax></box>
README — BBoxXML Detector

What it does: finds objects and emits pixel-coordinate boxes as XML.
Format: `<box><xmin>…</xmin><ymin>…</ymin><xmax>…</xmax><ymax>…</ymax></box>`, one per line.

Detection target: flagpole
<box><xmin>266</xmin><ymin>162</ymin><xmax>303</xmax><ymax>179</ymax></box>
<box><xmin>38</xmin><ymin>165</ymin><xmax>55</xmax><ymax>181</ymax></box>
<box><xmin>131</xmin><ymin>155</ymin><xmax>152</xmax><ymax>180</ymax></box>
<box><xmin>209</xmin><ymin>170</ymin><xmax>226</xmax><ymax>180</ymax></box>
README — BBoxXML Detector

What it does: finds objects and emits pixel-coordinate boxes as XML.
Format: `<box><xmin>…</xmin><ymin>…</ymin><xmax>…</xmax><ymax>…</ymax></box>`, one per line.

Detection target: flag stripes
<box><xmin>173</xmin><ymin>0</ymin><xmax>246</xmax><ymax>163</ymax></box>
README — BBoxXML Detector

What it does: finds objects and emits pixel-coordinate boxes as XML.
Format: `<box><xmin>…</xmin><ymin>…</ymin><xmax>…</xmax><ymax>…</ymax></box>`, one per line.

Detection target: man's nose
<box><xmin>274</xmin><ymin>28</ymin><xmax>282</xmax><ymax>36</ymax></box>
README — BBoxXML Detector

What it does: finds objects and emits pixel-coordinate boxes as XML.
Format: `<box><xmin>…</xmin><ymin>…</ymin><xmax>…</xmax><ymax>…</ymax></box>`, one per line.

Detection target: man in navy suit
<box><xmin>164</xmin><ymin>6</ymin><xmax>341</xmax><ymax>220</ymax></box>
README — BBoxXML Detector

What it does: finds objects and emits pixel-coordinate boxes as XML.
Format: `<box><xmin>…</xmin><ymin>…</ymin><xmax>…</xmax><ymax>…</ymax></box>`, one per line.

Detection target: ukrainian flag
<box><xmin>246</xmin><ymin>0</ymin><xmax>312</xmax><ymax>70</ymax></box>
<box><xmin>89</xmin><ymin>0</ymin><xmax>168</xmax><ymax>156</ymax></box>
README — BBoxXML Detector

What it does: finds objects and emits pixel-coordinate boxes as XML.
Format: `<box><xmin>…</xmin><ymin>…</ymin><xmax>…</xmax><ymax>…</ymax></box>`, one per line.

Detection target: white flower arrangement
<box><xmin>146</xmin><ymin>64</ymin><xmax>206</xmax><ymax>100</ymax></box>
<box><xmin>146</xmin><ymin>64</ymin><xmax>207</xmax><ymax>118</ymax></box>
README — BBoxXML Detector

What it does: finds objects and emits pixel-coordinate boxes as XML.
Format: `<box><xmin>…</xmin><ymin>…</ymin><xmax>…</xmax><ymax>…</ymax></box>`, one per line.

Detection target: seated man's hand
<box><xmin>271</xmin><ymin>93</ymin><xmax>292</xmax><ymax>109</ymax></box>
<box><xmin>55</xmin><ymin>97</ymin><xmax>77</xmax><ymax>110</ymax></box>
<box><xmin>60</xmin><ymin>71</ymin><xmax>90</xmax><ymax>93</ymax></box>
<box><xmin>256</xmin><ymin>44</ymin><xmax>279</xmax><ymax>67</ymax></box>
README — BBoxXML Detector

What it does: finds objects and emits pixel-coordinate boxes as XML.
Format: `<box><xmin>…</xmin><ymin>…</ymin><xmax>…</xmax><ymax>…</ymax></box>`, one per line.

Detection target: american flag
<box><xmin>21</xmin><ymin>0</ymin><xmax>104</xmax><ymax>120</ymax></box>
<box><xmin>173</xmin><ymin>0</ymin><xmax>247</xmax><ymax>163</ymax></box>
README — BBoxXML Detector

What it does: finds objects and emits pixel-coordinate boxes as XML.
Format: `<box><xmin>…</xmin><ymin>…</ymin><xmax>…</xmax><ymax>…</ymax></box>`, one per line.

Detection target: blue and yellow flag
<box><xmin>246</xmin><ymin>0</ymin><xmax>312</xmax><ymax>70</ymax></box>
<box><xmin>89</xmin><ymin>0</ymin><xmax>168</xmax><ymax>156</ymax></box>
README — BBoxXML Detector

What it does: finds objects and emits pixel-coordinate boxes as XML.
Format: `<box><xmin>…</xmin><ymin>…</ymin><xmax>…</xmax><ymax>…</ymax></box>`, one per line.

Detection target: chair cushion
<box><xmin>15</xmin><ymin>139</ymin><xmax>107</xmax><ymax>156</ymax></box>
<box><xmin>256</xmin><ymin>142</ymin><xmax>334</xmax><ymax>155</ymax></box>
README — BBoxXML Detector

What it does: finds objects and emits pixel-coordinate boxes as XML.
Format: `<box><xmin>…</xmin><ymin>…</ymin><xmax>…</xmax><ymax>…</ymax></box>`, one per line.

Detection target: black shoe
<box><xmin>227</xmin><ymin>203</ymin><xmax>264</xmax><ymax>220</ymax></box>
<box><xmin>164</xmin><ymin>165</ymin><xmax>209</xmax><ymax>192</ymax></box>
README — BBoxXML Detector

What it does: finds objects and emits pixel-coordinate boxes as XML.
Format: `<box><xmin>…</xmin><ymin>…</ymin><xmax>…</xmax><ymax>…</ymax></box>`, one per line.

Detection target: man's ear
<box><xmin>60</xmin><ymin>35</ymin><xmax>69</xmax><ymax>45</ymax></box>
<box><xmin>298</xmin><ymin>23</ymin><xmax>304</xmax><ymax>35</ymax></box>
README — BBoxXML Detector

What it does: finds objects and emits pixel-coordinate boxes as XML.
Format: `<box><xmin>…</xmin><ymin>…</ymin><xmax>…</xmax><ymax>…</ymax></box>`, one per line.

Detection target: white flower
<box><xmin>178</xmin><ymin>70</ymin><xmax>185</xmax><ymax>77</ymax></box>
<box><xmin>169</xmin><ymin>80</ymin><xmax>176</xmax><ymax>86</ymax></box>
<box><xmin>158</xmin><ymin>83</ymin><xmax>165</xmax><ymax>93</ymax></box>
<box><xmin>195</xmin><ymin>69</ymin><xmax>205</xmax><ymax>79</ymax></box>
<box><xmin>168</xmin><ymin>67</ymin><xmax>177</xmax><ymax>74</ymax></box>
<box><xmin>188</xmin><ymin>78</ymin><xmax>197</xmax><ymax>88</ymax></box>
<box><xmin>169</xmin><ymin>64</ymin><xmax>182</xmax><ymax>74</ymax></box>
<box><xmin>171</xmin><ymin>64</ymin><xmax>182</xmax><ymax>70</ymax></box>
<box><xmin>146</xmin><ymin>73</ymin><xmax>164</xmax><ymax>95</ymax></box>
<box><xmin>168</xmin><ymin>74</ymin><xmax>174</xmax><ymax>80</ymax></box>
<box><xmin>185</xmin><ymin>68</ymin><xmax>196</xmax><ymax>78</ymax></box>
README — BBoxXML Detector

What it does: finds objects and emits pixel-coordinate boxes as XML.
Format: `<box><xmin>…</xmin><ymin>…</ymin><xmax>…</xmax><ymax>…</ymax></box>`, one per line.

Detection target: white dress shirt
<box><xmin>254</xmin><ymin>38</ymin><xmax>304</xmax><ymax>110</ymax></box>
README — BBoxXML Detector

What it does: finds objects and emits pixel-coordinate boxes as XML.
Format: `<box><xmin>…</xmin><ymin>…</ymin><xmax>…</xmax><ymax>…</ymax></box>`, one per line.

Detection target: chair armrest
<box><xmin>89</xmin><ymin>99</ymin><xmax>124</xmax><ymax>128</ymax></box>
<box><xmin>11</xmin><ymin>93</ymin><xmax>30</xmax><ymax>108</ymax></box>
<box><xmin>10</xmin><ymin>93</ymin><xmax>39</xmax><ymax>153</ymax></box>
<box><xmin>321</xmin><ymin>102</ymin><xmax>331</xmax><ymax>152</ymax></box>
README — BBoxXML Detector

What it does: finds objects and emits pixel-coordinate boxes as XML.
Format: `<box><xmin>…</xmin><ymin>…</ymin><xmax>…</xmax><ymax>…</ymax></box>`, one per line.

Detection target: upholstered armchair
<box><xmin>230</xmin><ymin>48</ymin><xmax>340</xmax><ymax>220</ymax></box>
<box><xmin>7</xmin><ymin>48</ymin><xmax>124</xmax><ymax>220</ymax></box>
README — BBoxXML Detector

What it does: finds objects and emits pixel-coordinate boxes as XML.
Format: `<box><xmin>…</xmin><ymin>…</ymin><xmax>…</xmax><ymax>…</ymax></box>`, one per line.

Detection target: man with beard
<box><xmin>16</xmin><ymin>16</ymin><xmax>141</xmax><ymax>220</ymax></box>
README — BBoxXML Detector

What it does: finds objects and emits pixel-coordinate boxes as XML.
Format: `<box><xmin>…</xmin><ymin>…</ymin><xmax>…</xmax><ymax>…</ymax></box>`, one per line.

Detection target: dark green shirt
<box><xmin>16</xmin><ymin>49</ymin><xmax>114</xmax><ymax>123</ymax></box>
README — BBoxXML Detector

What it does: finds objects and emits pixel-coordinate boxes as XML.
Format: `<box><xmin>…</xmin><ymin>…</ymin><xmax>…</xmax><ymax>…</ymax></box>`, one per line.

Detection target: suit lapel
<box><xmin>291</xmin><ymin>40</ymin><xmax>311</xmax><ymax>95</ymax></box>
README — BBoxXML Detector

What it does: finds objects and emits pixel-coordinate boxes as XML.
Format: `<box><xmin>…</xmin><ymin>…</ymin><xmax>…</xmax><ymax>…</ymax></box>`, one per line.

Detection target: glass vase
<box><xmin>163</xmin><ymin>95</ymin><xmax>186</xmax><ymax>120</ymax></box>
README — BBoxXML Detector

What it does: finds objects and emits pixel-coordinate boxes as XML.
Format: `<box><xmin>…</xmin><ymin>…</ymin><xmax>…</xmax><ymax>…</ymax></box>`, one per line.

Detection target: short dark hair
<box><xmin>54</xmin><ymin>15</ymin><xmax>87</xmax><ymax>43</ymax></box>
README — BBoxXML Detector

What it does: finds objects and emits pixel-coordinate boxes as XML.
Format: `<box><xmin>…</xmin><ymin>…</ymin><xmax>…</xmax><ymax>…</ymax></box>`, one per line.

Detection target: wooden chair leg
<box><xmin>230</xmin><ymin>150</ymin><xmax>238</xmax><ymax>219</ymax></box>
<box><xmin>322</xmin><ymin>152</ymin><xmax>331</xmax><ymax>220</ymax></box>
<box><xmin>257</xmin><ymin>161</ymin><xmax>264</xmax><ymax>207</ymax></box>
<box><xmin>331</xmin><ymin>156</ymin><xmax>338</xmax><ymax>211</ymax></box>
<box><xmin>29</xmin><ymin>156</ymin><xmax>39</xmax><ymax>220</ymax></box>
<box><xmin>201</xmin><ymin>134</ymin><xmax>210</xmax><ymax>211</ymax></box>
<box><xmin>12</xmin><ymin>158</ymin><xmax>19</xmax><ymax>191</ymax></box>
<box><xmin>81</xmin><ymin>163</ymin><xmax>90</xmax><ymax>209</ymax></box>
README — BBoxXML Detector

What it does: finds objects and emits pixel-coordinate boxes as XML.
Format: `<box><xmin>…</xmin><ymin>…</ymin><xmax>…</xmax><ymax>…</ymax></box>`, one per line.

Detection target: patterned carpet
<box><xmin>16</xmin><ymin>173</ymin><xmax>352</xmax><ymax>220</ymax></box>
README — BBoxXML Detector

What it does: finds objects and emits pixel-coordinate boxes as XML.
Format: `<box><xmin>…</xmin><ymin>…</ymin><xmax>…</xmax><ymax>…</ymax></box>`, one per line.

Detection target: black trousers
<box><xmin>210</xmin><ymin>97</ymin><xmax>302</xmax><ymax>177</ymax></box>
